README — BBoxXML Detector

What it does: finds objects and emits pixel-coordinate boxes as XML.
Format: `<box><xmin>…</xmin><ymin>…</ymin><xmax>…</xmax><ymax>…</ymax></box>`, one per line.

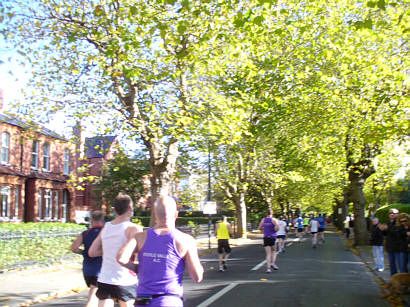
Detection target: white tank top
<box><xmin>98</xmin><ymin>221</ymin><xmax>138</xmax><ymax>286</ymax></box>
<box><xmin>310</xmin><ymin>220</ymin><xmax>319</xmax><ymax>232</ymax></box>
<box><xmin>277</xmin><ymin>220</ymin><xmax>287</xmax><ymax>236</ymax></box>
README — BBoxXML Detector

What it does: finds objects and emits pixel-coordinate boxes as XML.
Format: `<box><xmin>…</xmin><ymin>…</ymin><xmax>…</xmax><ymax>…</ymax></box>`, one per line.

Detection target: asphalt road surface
<box><xmin>35</xmin><ymin>229</ymin><xmax>389</xmax><ymax>307</ymax></box>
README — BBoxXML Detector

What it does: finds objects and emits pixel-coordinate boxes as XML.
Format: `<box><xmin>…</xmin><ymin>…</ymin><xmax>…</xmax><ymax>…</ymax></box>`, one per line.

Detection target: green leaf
<box><xmin>182</xmin><ymin>0</ymin><xmax>191</xmax><ymax>10</ymax></box>
<box><xmin>366</xmin><ymin>1</ymin><xmax>376</xmax><ymax>8</ymax></box>
<box><xmin>177</xmin><ymin>23</ymin><xmax>187</xmax><ymax>35</ymax></box>
<box><xmin>377</xmin><ymin>0</ymin><xmax>386</xmax><ymax>10</ymax></box>
<box><xmin>253</xmin><ymin>16</ymin><xmax>265</xmax><ymax>26</ymax></box>
<box><xmin>364</xmin><ymin>18</ymin><xmax>373</xmax><ymax>29</ymax></box>
<box><xmin>130</xmin><ymin>5</ymin><xmax>138</xmax><ymax>15</ymax></box>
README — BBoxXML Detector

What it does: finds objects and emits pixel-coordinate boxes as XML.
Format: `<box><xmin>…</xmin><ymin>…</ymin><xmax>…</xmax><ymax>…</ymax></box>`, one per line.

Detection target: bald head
<box><xmin>154</xmin><ymin>195</ymin><xmax>178</xmax><ymax>224</ymax></box>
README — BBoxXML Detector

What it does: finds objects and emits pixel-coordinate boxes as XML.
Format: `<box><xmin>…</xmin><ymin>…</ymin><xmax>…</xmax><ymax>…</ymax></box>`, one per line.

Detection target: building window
<box><xmin>62</xmin><ymin>190</ymin><xmax>68</xmax><ymax>223</ymax></box>
<box><xmin>54</xmin><ymin>191</ymin><xmax>59</xmax><ymax>219</ymax></box>
<box><xmin>31</xmin><ymin>140</ymin><xmax>39</xmax><ymax>169</ymax></box>
<box><xmin>38</xmin><ymin>189</ymin><xmax>42</xmax><ymax>219</ymax></box>
<box><xmin>0</xmin><ymin>186</ymin><xmax>10</xmax><ymax>218</ymax></box>
<box><xmin>64</xmin><ymin>149</ymin><xmax>70</xmax><ymax>175</ymax></box>
<box><xmin>14</xmin><ymin>186</ymin><xmax>19</xmax><ymax>219</ymax></box>
<box><xmin>1</xmin><ymin>132</ymin><xmax>10</xmax><ymax>164</ymax></box>
<box><xmin>43</xmin><ymin>143</ymin><xmax>50</xmax><ymax>171</ymax></box>
<box><xmin>44</xmin><ymin>189</ymin><xmax>52</xmax><ymax>219</ymax></box>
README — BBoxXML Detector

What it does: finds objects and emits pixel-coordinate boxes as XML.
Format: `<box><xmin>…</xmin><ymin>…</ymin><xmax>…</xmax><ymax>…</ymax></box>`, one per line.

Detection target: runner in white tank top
<box><xmin>98</xmin><ymin>221</ymin><xmax>138</xmax><ymax>286</ymax></box>
<box><xmin>276</xmin><ymin>217</ymin><xmax>287</xmax><ymax>253</ymax></box>
<box><xmin>309</xmin><ymin>216</ymin><xmax>319</xmax><ymax>249</ymax></box>
<box><xmin>89</xmin><ymin>194</ymin><xmax>142</xmax><ymax>307</ymax></box>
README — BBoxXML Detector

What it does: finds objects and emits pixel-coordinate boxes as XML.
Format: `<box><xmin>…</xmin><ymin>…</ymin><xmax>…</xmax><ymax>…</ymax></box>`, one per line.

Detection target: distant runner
<box><xmin>310</xmin><ymin>215</ymin><xmax>319</xmax><ymax>248</ymax></box>
<box><xmin>317</xmin><ymin>214</ymin><xmax>326</xmax><ymax>244</ymax></box>
<box><xmin>258</xmin><ymin>208</ymin><xmax>279</xmax><ymax>273</ymax></box>
<box><xmin>296</xmin><ymin>216</ymin><xmax>304</xmax><ymax>240</ymax></box>
<box><xmin>215</xmin><ymin>215</ymin><xmax>233</xmax><ymax>272</ymax></box>
<box><xmin>276</xmin><ymin>216</ymin><xmax>287</xmax><ymax>253</ymax></box>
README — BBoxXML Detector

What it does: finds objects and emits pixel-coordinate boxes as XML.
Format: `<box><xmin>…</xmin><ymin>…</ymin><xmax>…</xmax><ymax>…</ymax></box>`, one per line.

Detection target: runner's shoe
<box><xmin>271</xmin><ymin>264</ymin><xmax>279</xmax><ymax>270</ymax></box>
<box><xmin>219</xmin><ymin>265</ymin><xmax>224</xmax><ymax>272</ymax></box>
<box><xmin>266</xmin><ymin>268</ymin><xmax>272</xmax><ymax>273</ymax></box>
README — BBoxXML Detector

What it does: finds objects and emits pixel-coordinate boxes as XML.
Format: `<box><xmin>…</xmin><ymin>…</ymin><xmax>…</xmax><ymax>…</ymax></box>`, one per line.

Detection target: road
<box><xmin>35</xmin><ymin>228</ymin><xmax>389</xmax><ymax>307</ymax></box>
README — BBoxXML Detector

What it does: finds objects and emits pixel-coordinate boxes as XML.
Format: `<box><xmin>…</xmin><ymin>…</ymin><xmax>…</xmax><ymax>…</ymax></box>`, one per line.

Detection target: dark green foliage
<box><xmin>93</xmin><ymin>149</ymin><xmax>150</xmax><ymax>212</ymax></box>
<box><xmin>132</xmin><ymin>216</ymin><xmax>236</xmax><ymax>227</ymax></box>
<box><xmin>375</xmin><ymin>203</ymin><xmax>410</xmax><ymax>223</ymax></box>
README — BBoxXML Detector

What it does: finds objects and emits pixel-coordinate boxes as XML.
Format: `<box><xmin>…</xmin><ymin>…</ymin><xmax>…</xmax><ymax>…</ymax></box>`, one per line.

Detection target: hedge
<box><xmin>132</xmin><ymin>216</ymin><xmax>236</xmax><ymax>227</ymax></box>
<box><xmin>375</xmin><ymin>203</ymin><xmax>410</xmax><ymax>223</ymax></box>
<box><xmin>0</xmin><ymin>222</ymin><xmax>86</xmax><ymax>271</ymax></box>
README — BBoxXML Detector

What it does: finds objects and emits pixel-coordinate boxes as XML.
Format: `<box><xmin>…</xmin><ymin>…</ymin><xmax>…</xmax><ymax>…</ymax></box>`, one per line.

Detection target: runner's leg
<box><xmin>86</xmin><ymin>285</ymin><xmax>98</xmax><ymax>307</ymax></box>
<box><xmin>98</xmin><ymin>299</ymin><xmax>115</xmax><ymax>307</ymax></box>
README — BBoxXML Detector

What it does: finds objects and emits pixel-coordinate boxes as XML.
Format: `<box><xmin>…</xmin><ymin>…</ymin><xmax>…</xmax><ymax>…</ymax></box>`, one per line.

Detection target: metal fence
<box><xmin>0</xmin><ymin>230</ymin><xmax>80</xmax><ymax>240</ymax></box>
<box><xmin>0</xmin><ymin>228</ymin><xmax>83</xmax><ymax>272</ymax></box>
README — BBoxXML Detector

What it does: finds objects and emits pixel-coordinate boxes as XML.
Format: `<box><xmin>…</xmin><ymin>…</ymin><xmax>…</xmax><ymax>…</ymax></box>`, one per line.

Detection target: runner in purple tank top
<box><xmin>118</xmin><ymin>195</ymin><xmax>204</xmax><ymax>307</ymax></box>
<box><xmin>258</xmin><ymin>208</ymin><xmax>279</xmax><ymax>273</ymax></box>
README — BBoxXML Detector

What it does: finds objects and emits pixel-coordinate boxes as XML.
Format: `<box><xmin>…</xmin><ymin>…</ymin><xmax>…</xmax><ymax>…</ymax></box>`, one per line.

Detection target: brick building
<box><xmin>0</xmin><ymin>113</ymin><xmax>76</xmax><ymax>222</ymax></box>
<box><xmin>74</xmin><ymin>135</ymin><xmax>118</xmax><ymax>220</ymax></box>
<box><xmin>0</xmin><ymin>90</ymin><xmax>118</xmax><ymax>223</ymax></box>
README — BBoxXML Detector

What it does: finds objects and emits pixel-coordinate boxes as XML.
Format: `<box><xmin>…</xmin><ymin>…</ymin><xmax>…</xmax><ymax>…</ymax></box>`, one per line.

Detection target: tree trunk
<box><xmin>334</xmin><ymin>199</ymin><xmax>343</xmax><ymax>230</ymax></box>
<box><xmin>349</xmin><ymin>171</ymin><xmax>370</xmax><ymax>245</ymax></box>
<box><xmin>233</xmin><ymin>192</ymin><xmax>247</xmax><ymax>238</ymax></box>
<box><xmin>145</xmin><ymin>139</ymin><xmax>179</xmax><ymax>226</ymax></box>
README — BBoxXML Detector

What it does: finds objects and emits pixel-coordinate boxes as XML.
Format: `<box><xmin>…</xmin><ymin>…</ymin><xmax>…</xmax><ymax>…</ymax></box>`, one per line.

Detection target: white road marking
<box><xmin>250</xmin><ymin>260</ymin><xmax>266</xmax><ymax>271</ymax></box>
<box><xmin>200</xmin><ymin>258</ymin><xmax>245</xmax><ymax>262</ymax></box>
<box><xmin>196</xmin><ymin>283</ymin><xmax>238</xmax><ymax>307</ymax></box>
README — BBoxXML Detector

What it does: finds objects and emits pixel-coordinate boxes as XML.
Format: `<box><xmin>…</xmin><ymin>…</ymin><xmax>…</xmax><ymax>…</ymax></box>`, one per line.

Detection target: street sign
<box><xmin>202</xmin><ymin>201</ymin><xmax>217</xmax><ymax>215</ymax></box>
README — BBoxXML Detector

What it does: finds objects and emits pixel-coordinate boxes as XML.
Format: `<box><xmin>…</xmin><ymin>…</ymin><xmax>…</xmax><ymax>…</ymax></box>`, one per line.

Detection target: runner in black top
<box><xmin>71</xmin><ymin>210</ymin><xmax>105</xmax><ymax>307</ymax></box>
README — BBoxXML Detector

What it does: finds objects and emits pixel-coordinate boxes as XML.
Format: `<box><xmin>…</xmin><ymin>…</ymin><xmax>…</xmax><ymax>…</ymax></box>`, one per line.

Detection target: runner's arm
<box><xmin>117</xmin><ymin>226</ymin><xmax>143</xmax><ymax>272</ymax></box>
<box><xmin>184</xmin><ymin>236</ymin><xmax>204</xmax><ymax>283</ymax></box>
<box><xmin>258</xmin><ymin>218</ymin><xmax>264</xmax><ymax>231</ymax></box>
<box><xmin>214</xmin><ymin>222</ymin><xmax>219</xmax><ymax>236</ymax></box>
<box><xmin>228</xmin><ymin>223</ymin><xmax>233</xmax><ymax>236</ymax></box>
<box><xmin>71</xmin><ymin>233</ymin><xmax>83</xmax><ymax>254</ymax></box>
<box><xmin>117</xmin><ymin>235</ymin><xmax>138</xmax><ymax>272</ymax></box>
<box><xmin>273</xmin><ymin>219</ymin><xmax>279</xmax><ymax>232</ymax></box>
<box><xmin>88</xmin><ymin>232</ymin><xmax>102</xmax><ymax>257</ymax></box>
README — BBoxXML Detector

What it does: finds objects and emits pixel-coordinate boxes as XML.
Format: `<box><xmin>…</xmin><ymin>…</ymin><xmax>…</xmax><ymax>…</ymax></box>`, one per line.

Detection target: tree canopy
<box><xmin>0</xmin><ymin>0</ymin><xmax>408</xmax><ymax>242</ymax></box>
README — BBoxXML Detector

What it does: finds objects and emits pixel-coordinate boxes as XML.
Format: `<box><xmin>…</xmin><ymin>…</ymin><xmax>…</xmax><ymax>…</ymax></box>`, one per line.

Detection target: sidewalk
<box><xmin>336</xmin><ymin>228</ymin><xmax>410</xmax><ymax>307</ymax></box>
<box><xmin>0</xmin><ymin>236</ymin><xmax>253</xmax><ymax>307</ymax></box>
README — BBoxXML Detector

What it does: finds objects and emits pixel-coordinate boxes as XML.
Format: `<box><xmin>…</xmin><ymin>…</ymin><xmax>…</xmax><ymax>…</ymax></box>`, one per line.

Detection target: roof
<box><xmin>0</xmin><ymin>113</ymin><xmax>68</xmax><ymax>141</ymax></box>
<box><xmin>27</xmin><ymin>171</ymin><xmax>68</xmax><ymax>182</ymax></box>
<box><xmin>85</xmin><ymin>136</ymin><xmax>117</xmax><ymax>158</ymax></box>
<box><xmin>0</xmin><ymin>164</ymin><xmax>26</xmax><ymax>177</ymax></box>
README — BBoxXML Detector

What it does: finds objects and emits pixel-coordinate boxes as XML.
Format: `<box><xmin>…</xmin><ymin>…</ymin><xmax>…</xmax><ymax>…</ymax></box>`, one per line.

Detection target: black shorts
<box><xmin>263</xmin><ymin>237</ymin><xmax>276</xmax><ymax>246</ymax></box>
<box><xmin>218</xmin><ymin>239</ymin><xmax>231</xmax><ymax>254</ymax></box>
<box><xmin>297</xmin><ymin>228</ymin><xmax>303</xmax><ymax>233</ymax></box>
<box><xmin>83</xmin><ymin>275</ymin><xmax>98</xmax><ymax>287</ymax></box>
<box><xmin>96</xmin><ymin>282</ymin><xmax>137</xmax><ymax>302</ymax></box>
<box><xmin>318</xmin><ymin>228</ymin><xmax>325</xmax><ymax>232</ymax></box>
<box><xmin>277</xmin><ymin>235</ymin><xmax>286</xmax><ymax>239</ymax></box>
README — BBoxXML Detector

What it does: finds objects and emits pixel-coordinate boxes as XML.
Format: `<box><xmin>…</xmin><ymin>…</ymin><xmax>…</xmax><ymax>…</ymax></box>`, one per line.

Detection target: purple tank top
<box><xmin>263</xmin><ymin>217</ymin><xmax>276</xmax><ymax>238</ymax></box>
<box><xmin>137</xmin><ymin>228</ymin><xmax>185</xmax><ymax>306</ymax></box>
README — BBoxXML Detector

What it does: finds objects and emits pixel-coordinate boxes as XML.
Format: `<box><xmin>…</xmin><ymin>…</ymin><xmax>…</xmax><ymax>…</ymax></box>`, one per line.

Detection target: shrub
<box><xmin>0</xmin><ymin>222</ymin><xmax>86</xmax><ymax>271</ymax></box>
<box><xmin>375</xmin><ymin>203</ymin><xmax>410</xmax><ymax>223</ymax></box>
